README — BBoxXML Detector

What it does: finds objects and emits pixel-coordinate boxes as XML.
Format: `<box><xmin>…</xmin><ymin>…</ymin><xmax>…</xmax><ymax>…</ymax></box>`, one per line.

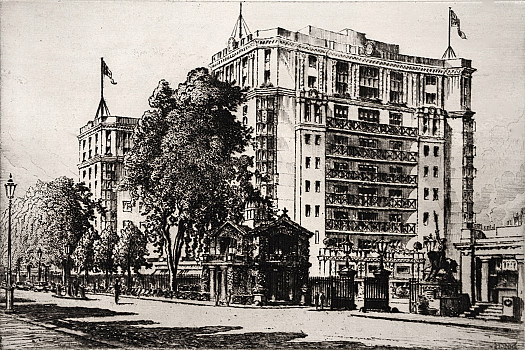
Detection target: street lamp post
<box><xmin>342</xmin><ymin>236</ymin><xmax>353</xmax><ymax>271</ymax></box>
<box><xmin>37</xmin><ymin>248</ymin><xmax>42</xmax><ymax>283</ymax></box>
<box><xmin>376</xmin><ymin>238</ymin><xmax>390</xmax><ymax>273</ymax></box>
<box><xmin>413</xmin><ymin>241</ymin><xmax>423</xmax><ymax>283</ymax></box>
<box><xmin>4</xmin><ymin>174</ymin><xmax>17</xmax><ymax>312</ymax></box>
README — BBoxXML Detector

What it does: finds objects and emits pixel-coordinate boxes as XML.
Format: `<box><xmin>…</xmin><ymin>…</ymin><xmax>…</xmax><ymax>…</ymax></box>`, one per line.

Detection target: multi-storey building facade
<box><xmin>78</xmin><ymin>114</ymin><xmax>138</xmax><ymax>234</ymax></box>
<box><xmin>209</xmin><ymin>25</ymin><xmax>476</xmax><ymax>281</ymax></box>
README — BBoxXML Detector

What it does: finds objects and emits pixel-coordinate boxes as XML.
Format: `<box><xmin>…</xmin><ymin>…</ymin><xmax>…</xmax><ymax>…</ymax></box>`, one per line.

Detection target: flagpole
<box><xmin>448</xmin><ymin>7</ymin><xmax>451</xmax><ymax>53</ymax></box>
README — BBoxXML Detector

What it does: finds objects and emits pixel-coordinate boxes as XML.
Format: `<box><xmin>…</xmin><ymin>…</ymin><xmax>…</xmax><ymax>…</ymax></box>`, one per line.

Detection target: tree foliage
<box><xmin>114</xmin><ymin>222</ymin><xmax>149</xmax><ymax>288</ymax></box>
<box><xmin>1</xmin><ymin>177</ymin><xmax>96</xmax><ymax>280</ymax></box>
<box><xmin>124</xmin><ymin>67</ymin><xmax>261</xmax><ymax>290</ymax></box>
<box><xmin>93</xmin><ymin>226</ymin><xmax>118</xmax><ymax>279</ymax></box>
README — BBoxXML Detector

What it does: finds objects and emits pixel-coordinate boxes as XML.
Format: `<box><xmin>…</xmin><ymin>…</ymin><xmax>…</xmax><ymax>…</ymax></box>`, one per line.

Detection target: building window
<box><xmin>336</xmin><ymin>61</ymin><xmax>349</xmax><ymax>95</ymax></box>
<box><xmin>433</xmin><ymin>166</ymin><xmax>439</xmax><ymax>178</ymax></box>
<box><xmin>309</xmin><ymin>55</ymin><xmax>317</xmax><ymax>68</ymax></box>
<box><xmin>314</xmin><ymin>105</ymin><xmax>322</xmax><ymax>123</ymax></box>
<box><xmin>359</xmin><ymin>66</ymin><xmax>380</xmax><ymax>99</ymax></box>
<box><xmin>358</xmin><ymin>212</ymin><xmax>378</xmax><ymax>221</ymax></box>
<box><xmin>389</xmin><ymin>112</ymin><xmax>402</xmax><ymax>126</ymax></box>
<box><xmin>305</xmin><ymin>157</ymin><xmax>311</xmax><ymax>168</ymax></box>
<box><xmin>305</xmin><ymin>205</ymin><xmax>311</xmax><ymax>217</ymax></box>
<box><xmin>308</xmin><ymin>76</ymin><xmax>317</xmax><ymax>89</ymax></box>
<box><xmin>315</xmin><ymin>230</ymin><xmax>319</xmax><ymax>244</ymax></box>
<box><xmin>315</xmin><ymin>181</ymin><xmax>321</xmax><ymax>192</ymax></box>
<box><xmin>264</xmin><ymin>70</ymin><xmax>271</xmax><ymax>84</ymax></box>
<box><xmin>315</xmin><ymin>135</ymin><xmax>321</xmax><ymax>145</ymax></box>
<box><xmin>334</xmin><ymin>210</ymin><xmax>349</xmax><ymax>219</ymax></box>
<box><xmin>335</xmin><ymin>184</ymin><xmax>348</xmax><ymax>193</ymax></box>
<box><xmin>304</xmin><ymin>134</ymin><xmax>311</xmax><ymax>144</ymax></box>
<box><xmin>423</xmin><ymin>166</ymin><xmax>429</xmax><ymax>177</ymax></box>
<box><xmin>315</xmin><ymin>205</ymin><xmax>320</xmax><ymax>217</ymax></box>
<box><xmin>423</xmin><ymin>212</ymin><xmax>429</xmax><ymax>226</ymax></box>
<box><xmin>390</xmin><ymin>71</ymin><xmax>404</xmax><ymax>104</ymax></box>
<box><xmin>389</xmin><ymin>166</ymin><xmax>402</xmax><ymax>174</ymax></box>
<box><xmin>122</xmin><ymin>201</ymin><xmax>132</xmax><ymax>212</ymax></box>
<box><xmin>397</xmin><ymin>266</ymin><xmax>410</xmax><ymax>274</ymax></box>
<box><xmin>359</xmin><ymin>138</ymin><xmax>378</xmax><ymax>148</ymax></box>
<box><xmin>358</xmin><ymin>108</ymin><xmax>380</xmax><ymax>124</ymax></box>
<box><xmin>389</xmin><ymin>189</ymin><xmax>402</xmax><ymax>198</ymax></box>
<box><xmin>434</xmin><ymin>146</ymin><xmax>439</xmax><ymax>157</ymax></box>
<box><xmin>334</xmin><ymin>105</ymin><xmax>348</xmax><ymax>119</ymax></box>
<box><xmin>390</xmin><ymin>141</ymin><xmax>402</xmax><ymax>150</ymax></box>
<box><xmin>424</xmin><ymin>145</ymin><xmax>429</xmax><ymax>156</ymax></box>
<box><xmin>335</xmin><ymin>135</ymin><xmax>348</xmax><ymax>145</ymax></box>
<box><xmin>305</xmin><ymin>102</ymin><xmax>311</xmax><ymax>122</ymax></box>
<box><xmin>358</xmin><ymin>164</ymin><xmax>377</xmax><ymax>173</ymax></box>
<box><xmin>425</xmin><ymin>76</ymin><xmax>437</xmax><ymax>85</ymax></box>
<box><xmin>425</xmin><ymin>93</ymin><xmax>437</xmax><ymax>105</ymax></box>
<box><xmin>433</xmin><ymin>188</ymin><xmax>439</xmax><ymax>201</ymax></box>
<box><xmin>315</xmin><ymin>157</ymin><xmax>321</xmax><ymax>169</ymax></box>
<box><xmin>389</xmin><ymin>214</ymin><xmax>402</xmax><ymax>222</ymax></box>
<box><xmin>305</xmin><ymin>180</ymin><xmax>311</xmax><ymax>192</ymax></box>
<box><xmin>424</xmin><ymin>188</ymin><xmax>429</xmax><ymax>200</ymax></box>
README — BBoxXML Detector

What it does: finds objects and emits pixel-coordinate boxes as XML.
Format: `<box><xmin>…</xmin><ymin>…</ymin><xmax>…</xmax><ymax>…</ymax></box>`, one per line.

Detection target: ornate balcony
<box><xmin>326</xmin><ymin>117</ymin><xmax>418</xmax><ymax>138</ymax></box>
<box><xmin>327</xmin><ymin>144</ymin><xmax>418</xmax><ymax>163</ymax></box>
<box><xmin>326</xmin><ymin>169</ymin><xmax>417</xmax><ymax>185</ymax></box>
<box><xmin>326</xmin><ymin>193</ymin><xmax>417</xmax><ymax>210</ymax></box>
<box><xmin>326</xmin><ymin>219</ymin><xmax>416</xmax><ymax>234</ymax></box>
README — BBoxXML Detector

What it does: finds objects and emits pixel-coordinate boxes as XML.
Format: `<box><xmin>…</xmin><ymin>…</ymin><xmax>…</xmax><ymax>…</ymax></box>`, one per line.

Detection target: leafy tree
<box><xmin>93</xmin><ymin>226</ymin><xmax>118</xmax><ymax>286</ymax></box>
<box><xmin>124</xmin><ymin>68</ymin><xmax>261</xmax><ymax>290</ymax></box>
<box><xmin>114</xmin><ymin>222</ymin><xmax>149</xmax><ymax>289</ymax></box>
<box><xmin>1</xmin><ymin>178</ymin><xmax>96</xmax><ymax>286</ymax></box>
<box><xmin>72</xmin><ymin>228</ymin><xmax>97</xmax><ymax>281</ymax></box>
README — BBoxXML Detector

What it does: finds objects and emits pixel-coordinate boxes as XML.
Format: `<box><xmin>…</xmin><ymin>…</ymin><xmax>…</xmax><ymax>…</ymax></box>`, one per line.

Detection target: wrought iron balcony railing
<box><xmin>326</xmin><ymin>169</ymin><xmax>417</xmax><ymax>185</ymax></box>
<box><xmin>326</xmin><ymin>118</ymin><xmax>418</xmax><ymax>138</ymax></box>
<box><xmin>326</xmin><ymin>219</ymin><xmax>416</xmax><ymax>234</ymax></box>
<box><xmin>327</xmin><ymin>144</ymin><xmax>418</xmax><ymax>163</ymax></box>
<box><xmin>326</xmin><ymin>193</ymin><xmax>417</xmax><ymax>210</ymax></box>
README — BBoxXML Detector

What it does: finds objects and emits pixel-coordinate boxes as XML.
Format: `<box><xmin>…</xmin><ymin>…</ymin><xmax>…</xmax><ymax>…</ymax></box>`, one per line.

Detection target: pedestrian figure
<box><xmin>314</xmin><ymin>292</ymin><xmax>320</xmax><ymax>310</ymax></box>
<box><xmin>319</xmin><ymin>292</ymin><xmax>325</xmax><ymax>310</ymax></box>
<box><xmin>114</xmin><ymin>279</ymin><xmax>121</xmax><ymax>305</ymax></box>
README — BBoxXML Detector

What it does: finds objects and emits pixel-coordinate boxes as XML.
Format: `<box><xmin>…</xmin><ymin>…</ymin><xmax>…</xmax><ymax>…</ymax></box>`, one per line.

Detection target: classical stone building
<box><xmin>456</xmin><ymin>210</ymin><xmax>524</xmax><ymax>306</ymax></box>
<box><xmin>209</xmin><ymin>23</ymin><xmax>476</xmax><ymax>282</ymax></box>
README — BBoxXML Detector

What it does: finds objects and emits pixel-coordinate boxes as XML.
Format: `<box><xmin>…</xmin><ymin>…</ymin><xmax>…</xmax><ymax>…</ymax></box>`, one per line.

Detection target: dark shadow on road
<box><xmin>51</xmin><ymin>320</ymin><xmax>428</xmax><ymax>349</ymax></box>
<box><xmin>12</xmin><ymin>303</ymin><xmax>136</xmax><ymax>323</ymax></box>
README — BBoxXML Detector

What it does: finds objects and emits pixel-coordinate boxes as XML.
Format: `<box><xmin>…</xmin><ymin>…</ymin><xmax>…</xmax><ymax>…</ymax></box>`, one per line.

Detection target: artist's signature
<box><xmin>492</xmin><ymin>343</ymin><xmax>518</xmax><ymax>350</ymax></box>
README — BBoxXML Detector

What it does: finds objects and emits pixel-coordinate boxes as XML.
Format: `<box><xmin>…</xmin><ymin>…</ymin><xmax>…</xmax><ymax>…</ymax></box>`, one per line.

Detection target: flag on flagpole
<box><xmin>102</xmin><ymin>59</ymin><xmax>117</xmax><ymax>85</ymax></box>
<box><xmin>450</xmin><ymin>9</ymin><xmax>467</xmax><ymax>39</ymax></box>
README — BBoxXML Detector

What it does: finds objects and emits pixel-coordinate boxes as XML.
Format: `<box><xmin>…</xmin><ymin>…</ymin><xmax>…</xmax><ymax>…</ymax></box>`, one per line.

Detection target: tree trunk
<box><xmin>127</xmin><ymin>255</ymin><xmax>132</xmax><ymax>290</ymax></box>
<box><xmin>164</xmin><ymin>220</ymin><xmax>186</xmax><ymax>292</ymax></box>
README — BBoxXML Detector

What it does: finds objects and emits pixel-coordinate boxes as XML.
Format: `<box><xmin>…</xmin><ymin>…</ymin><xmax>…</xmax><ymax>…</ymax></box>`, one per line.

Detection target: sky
<box><xmin>1</xmin><ymin>1</ymin><xmax>524</xmax><ymax>225</ymax></box>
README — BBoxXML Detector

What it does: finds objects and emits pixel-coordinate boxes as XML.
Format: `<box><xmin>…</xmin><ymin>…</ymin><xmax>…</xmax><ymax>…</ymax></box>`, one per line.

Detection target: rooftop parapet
<box><xmin>211</xmin><ymin>25</ymin><xmax>472</xmax><ymax>70</ymax></box>
<box><xmin>79</xmin><ymin>115</ymin><xmax>138</xmax><ymax>135</ymax></box>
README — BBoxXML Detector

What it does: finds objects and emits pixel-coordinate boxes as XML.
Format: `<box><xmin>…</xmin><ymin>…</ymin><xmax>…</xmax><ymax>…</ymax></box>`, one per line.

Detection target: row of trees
<box><xmin>0</xmin><ymin>177</ymin><xmax>148</xmax><ymax>288</ymax></box>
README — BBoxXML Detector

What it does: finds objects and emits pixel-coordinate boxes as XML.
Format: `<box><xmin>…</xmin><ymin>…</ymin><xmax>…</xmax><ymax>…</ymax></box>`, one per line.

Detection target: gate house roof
<box><xmin>211</xmin><ymin>213</ymin><xmax>313</xmax><ymax>240</ymax></box>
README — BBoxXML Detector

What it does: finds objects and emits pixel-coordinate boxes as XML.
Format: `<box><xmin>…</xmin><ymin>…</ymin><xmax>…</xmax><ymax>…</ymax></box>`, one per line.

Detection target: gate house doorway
<box><xmin>266</xmin><ymin>268</ymin><xmax>299</xmax><ymax>303</ymax></box>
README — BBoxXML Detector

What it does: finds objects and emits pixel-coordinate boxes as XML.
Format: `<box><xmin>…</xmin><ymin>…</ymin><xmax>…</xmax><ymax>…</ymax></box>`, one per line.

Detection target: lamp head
<box><xmin>4</xmin><ymin>173</ymin><xmax>17</xmax><ymax>199</ymax></box>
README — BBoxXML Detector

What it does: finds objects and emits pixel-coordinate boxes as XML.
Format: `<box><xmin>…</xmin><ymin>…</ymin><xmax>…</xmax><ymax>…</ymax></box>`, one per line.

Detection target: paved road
<box><xmin>0</xmin><ymin>313</ymin><xmax>101</xmax><ymax>349</ymax></box>
<box><xmin>3</xmin><ymin>290</ymin><xmax>523</xmax><ymax>349</ymax></box>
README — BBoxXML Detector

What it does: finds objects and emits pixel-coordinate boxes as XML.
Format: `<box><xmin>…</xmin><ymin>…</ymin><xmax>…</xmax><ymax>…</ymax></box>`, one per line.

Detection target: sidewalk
<box><xmin>93</xmin><ymin>292</ymin><xmax>523</xmax><ymax>333</ymax></box>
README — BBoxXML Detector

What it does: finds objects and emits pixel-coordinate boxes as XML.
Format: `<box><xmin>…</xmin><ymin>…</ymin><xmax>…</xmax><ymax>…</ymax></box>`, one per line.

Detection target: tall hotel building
<box><xmin>78</xmin><ymin>113</ymin><xmax>138</xmax><ymax>234</ymax></box>
<box><xmin>209</xmin><ymin>25</ymin><xmax>476</xmax><ymax>278</ymax></box>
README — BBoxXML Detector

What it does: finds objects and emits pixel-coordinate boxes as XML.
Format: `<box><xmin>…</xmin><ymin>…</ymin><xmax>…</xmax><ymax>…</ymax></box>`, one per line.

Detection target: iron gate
<box><xmin>363</xmin><ymin>276</ymin><xmax>390</xmax><ymax>311</ymax></box>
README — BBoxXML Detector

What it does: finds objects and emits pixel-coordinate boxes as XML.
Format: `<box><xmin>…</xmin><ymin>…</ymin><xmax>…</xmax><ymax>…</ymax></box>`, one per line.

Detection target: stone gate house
<box><xmin>201</xmin><ymin>213</ymin><xmax>313</xmax><ymax>304</ymax></box>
